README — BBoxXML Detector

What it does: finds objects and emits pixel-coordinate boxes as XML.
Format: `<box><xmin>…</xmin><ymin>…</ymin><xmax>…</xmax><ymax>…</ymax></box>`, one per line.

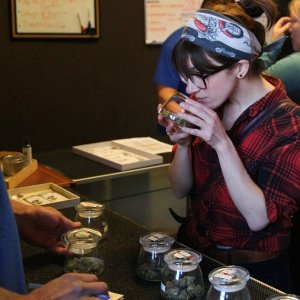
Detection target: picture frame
<box><xmin>11</xmin><ymin>0</ymin><xmax>100</xmax><ymax>39</ymax></box>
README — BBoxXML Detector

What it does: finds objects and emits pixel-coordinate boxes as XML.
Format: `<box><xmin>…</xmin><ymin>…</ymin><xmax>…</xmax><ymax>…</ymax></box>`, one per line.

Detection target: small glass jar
<box><xmin>206</xmin><ymin>265</ymin><xmax>251</xmax><ymax>300</ymax></box>
<box><xmin>160</xmin><ymin>248</ymin><xmax>205</xmax><ymax>300</ymax></box>
<box><xmin>64</xmin><ymin>228</ymin><xmax>105</xmax><ymax>278</ymax></box>
<box><xmin>158</xmin><ymin>92</ymin><xmax>190</xmax><ymax>128</ymax></box>
<box><xmin>75</xmin><ymin>201</ymin><xmax>108</xmax><ymax>240</ymax></box>
<box><xmin>136</xmin><ymin>232</ymin><xmax>174</xmax><ymax>281</ymax></box>
<box><xmin>2</xmin><ymin>154</ymin><xmax>26</xmax><ymax>176</ymax></box>
<box><xmin>266</xmin><ymin>295</ymin><xmax>300</xmax><ymax>300</ymax></box>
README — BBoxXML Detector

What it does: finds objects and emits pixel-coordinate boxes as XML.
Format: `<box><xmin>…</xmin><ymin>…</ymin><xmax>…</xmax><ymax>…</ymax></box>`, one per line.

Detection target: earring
<box><xmin>237</xmin><ymin>74</ymin><xmax>243</xmax><ymax>78</ymax></box>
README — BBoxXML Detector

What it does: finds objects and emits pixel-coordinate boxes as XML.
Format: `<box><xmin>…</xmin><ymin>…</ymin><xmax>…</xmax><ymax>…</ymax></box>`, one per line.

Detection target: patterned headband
<box><xmin>181</xmin><ymin>9</ymin><xmax>262</xmax><ymax>61</ymax></box>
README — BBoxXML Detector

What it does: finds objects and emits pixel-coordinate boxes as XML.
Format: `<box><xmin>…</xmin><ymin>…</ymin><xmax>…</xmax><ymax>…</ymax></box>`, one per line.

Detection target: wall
<box><xmin>0</xmin><ymin>1</ymin><xmax>161</xmax><ymax>152</ymax></box>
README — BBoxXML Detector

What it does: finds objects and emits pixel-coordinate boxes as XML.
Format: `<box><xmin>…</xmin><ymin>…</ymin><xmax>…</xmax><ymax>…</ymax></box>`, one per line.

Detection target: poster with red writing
<box><xmin>144</xmin><ymin>0</ymin><xmax>203</xmax><ymax>44</ymax></box>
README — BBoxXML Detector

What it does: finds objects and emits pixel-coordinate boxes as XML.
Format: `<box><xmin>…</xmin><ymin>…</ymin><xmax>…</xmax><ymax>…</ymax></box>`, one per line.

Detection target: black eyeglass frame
<box><xmin>182</xmin><ymin>61</ymin><xmax>237</xmax><ymax>89</ymax></box>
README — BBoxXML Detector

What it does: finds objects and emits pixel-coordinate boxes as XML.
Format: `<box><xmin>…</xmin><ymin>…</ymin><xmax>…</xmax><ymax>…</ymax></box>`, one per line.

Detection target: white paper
<box><xmin>108</xmin><ymin>291</ymin><xmax>124</xmax><ymax>300</ymax></box>
<box><xmin>72</xmin><ymin>139</ymin><xmax>164</xmax><ymax>171</ymax></box>
<box><xmin>144</xmin><ymin>0</ymin><xmax>203</xmax><ymax>44</ymax></box>
<box><xmin>115</xmin><ymin>137</ymin><xmax>172</xmax><ymax>154</ymax></box>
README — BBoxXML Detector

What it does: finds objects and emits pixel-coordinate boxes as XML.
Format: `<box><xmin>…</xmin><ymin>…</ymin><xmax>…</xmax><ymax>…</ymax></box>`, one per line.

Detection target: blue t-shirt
<box><xmin>153</xmin><ymin>27</ymin><xmax>188</xmax><ymax>96</ymax></box>
<box><xmin>0</xmin><ymin>172</ymin><xmax>26</xmax><ymax>294</ymax></box>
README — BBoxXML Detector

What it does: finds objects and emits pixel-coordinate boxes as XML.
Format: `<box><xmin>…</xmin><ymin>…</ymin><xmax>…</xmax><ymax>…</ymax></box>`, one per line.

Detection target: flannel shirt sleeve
<box><xmin>258</xmin><ymin>136</ymin><xmax>300</xmax><ymax>223</ymax></box>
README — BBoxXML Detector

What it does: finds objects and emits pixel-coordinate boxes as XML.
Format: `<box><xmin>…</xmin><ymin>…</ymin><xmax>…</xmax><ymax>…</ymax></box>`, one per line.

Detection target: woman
<box><xmin>263</xmin><ymin>0</ymin><xmax>300</xmax><ymax>103</ymax></box>
<box><xmin>158</xmin><ymin>0</ymin><xmax>300</xmax><ymax>293</ymax></box>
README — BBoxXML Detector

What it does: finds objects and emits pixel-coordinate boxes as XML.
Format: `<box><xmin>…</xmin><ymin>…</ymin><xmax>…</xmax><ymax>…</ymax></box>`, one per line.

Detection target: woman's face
<box><xmin>184</xmin><ymin>57</ymin><xmax>237</xmax><ymax>110</ymax></box>
<box><xmin>289</xmin><ymin>1</ymin><xmax>300</xmax><ymax>51</ymax></box>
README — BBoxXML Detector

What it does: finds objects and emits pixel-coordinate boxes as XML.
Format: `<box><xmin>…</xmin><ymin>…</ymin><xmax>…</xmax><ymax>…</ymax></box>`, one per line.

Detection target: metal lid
<box><xmin>2</xmin><ymin>154</ymin><xmax>25</xmax><ymax>163</ymax></box>
<box><xmin>75</xmin><ymin>201</ymin><xmax>104</xmax><ymax>218</ymax></box>
<box><xmin>164</xmin><ymin>248</ymin><xmax>202</xmax><ymax>272</ymax></box>
<box><xmin>139</xmin><ymin>232</ymin><xmax>174</xmax><ymax>253</ymax></box>
<box><xmin>208</xmin><ymin>265</ymin><xmax>250</xmax><ymax>292</ymax></box>
<box><xmin>2</xmin><ymin>154</ymin><xmax>26</xmax><ymax>176</ymax></box>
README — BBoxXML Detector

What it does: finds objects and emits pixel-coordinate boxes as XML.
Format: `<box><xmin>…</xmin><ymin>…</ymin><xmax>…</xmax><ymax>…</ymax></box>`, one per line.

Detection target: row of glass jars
<box><xmin>63</xmin><ymin>201</ymin><xmax>108</xmax><ymax>278</ymax></box>
<box><xmin>136</xmin><ymin>232</ymin><xmax>300</xmax><ymax>300</ymax></box>
<box><xmin>62</xmin><ymin>207</ymin><xmax>300</xmax><ymax>300</ymax></box>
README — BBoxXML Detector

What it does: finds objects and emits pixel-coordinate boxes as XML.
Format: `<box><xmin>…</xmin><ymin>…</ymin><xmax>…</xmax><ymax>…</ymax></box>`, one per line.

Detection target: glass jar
<box><xmin>64</xmin><ymin>228</ymin><xmax>105</xmax><ymax>278</ymax></box>
<box><xmin>158</xmin><ymin>92</ymin><xmax>190</xmax><ymax>128</ymax></box>
<box><xmin>75</xmin><ymin>201</ymin><xmax>108</xmax><ymax>240</ymax></box>
<box><xmin>206</xmin><ymin>265</ymin><xmax>251</xmax><ymax>300</ymax></box>
<box><xmin>160</xmin><ymin>248</ymin><xmax>205</xmax><ymax>300</ymax></box>
<box><xmin>2</xmin><ymin>154</ymin><xmax>26</xmax><ymax>176</ymax></box>
<box><xmin>266</xmin><ymin>295</ymin><xmax>300</xmax><ymax>300</ymax></box>
<box><xmin>136</xmin><ymin>232</ymin><xmax>174</xmax><ymax>281</ymax></box>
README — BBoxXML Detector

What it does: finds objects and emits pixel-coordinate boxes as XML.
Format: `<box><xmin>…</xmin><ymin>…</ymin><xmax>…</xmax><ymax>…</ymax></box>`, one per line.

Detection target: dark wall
<box><xmin>0</xmin><ymin>1</ymin><xmax>161</xmax><ymax>152</ymax></box>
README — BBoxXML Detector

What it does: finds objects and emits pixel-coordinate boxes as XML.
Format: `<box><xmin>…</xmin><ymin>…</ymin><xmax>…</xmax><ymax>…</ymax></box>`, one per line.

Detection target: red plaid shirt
<box><xmin>180</xmin><ymin>76</ymin><xmax>300</xmax><ymax>252</ymax></box>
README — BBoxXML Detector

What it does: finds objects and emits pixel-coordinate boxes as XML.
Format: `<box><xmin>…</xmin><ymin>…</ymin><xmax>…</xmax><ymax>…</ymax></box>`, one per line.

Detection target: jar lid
<box><xmin>140</xmin><ymin>232</ymin><xmax>174</xmax><ymax>253</ymax></box>
<box><xmin>2</xmin><ymin>154</ymin><xmax>25</xmax><ymax>163</ymax></box>
<box><xmin>208</xmin><ymin>265</ymin><xmax>250</xmax><ymax>292</ymax></box>
<box><xmin>75</xmin><ymin>201</ymin><xmax>104</xmax><ymax>217</ymax></box>
<box><xmin>2</xmin><ymin>154</ymin><xmax>26</xmax><ymax>176</ymax></box>
<box><xmin>164</xmin><ymin>248</ymin><xmax>202</xmax><ymax>272</ymax></box>
<box><xmin>266</xmin><ymin>295</ymin><xmax>300</xmax><ymax>300</ymax></box>
<box><xmin>64</xmin><ymin>228</ymin><xmax>100</xmax><ymax>249</ymax></box>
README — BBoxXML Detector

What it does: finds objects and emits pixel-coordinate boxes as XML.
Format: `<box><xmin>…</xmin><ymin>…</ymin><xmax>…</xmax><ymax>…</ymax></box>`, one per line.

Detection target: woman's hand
<box><xmin>272</xmin><ymin>16</ymin><xmax>291</xmax><ymax>41</ymax></box>
<box><xmin>178</xmin><ymin>99</ymin><xmax>228</xmax><ymax>152</ymax></box>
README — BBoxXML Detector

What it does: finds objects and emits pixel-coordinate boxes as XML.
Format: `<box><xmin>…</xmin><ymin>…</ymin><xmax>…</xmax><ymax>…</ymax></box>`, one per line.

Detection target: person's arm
<box><xmin>271</xmin><ymin>16</ymin><xmax>291</xmax><ymax>42</ymax></box>
<box><xmin>157</xmin><ymin>111</ymin><xmax>194</xmax><ymax>198</ymax></box>
<box><xmin>11</xmin><ymin>200</ymin><xmax>80</xmax><ymax>255</ymax></box>
<box><xmin>219</xmin><ymin>136</ymin><xmax>300</xmax><ymax>231</ymax></box>
<box><xmin>168</xmin><ymin>143</ymin><xmax>194</xmax><ymax>198</ymax></box>
<box><xmin>178</xmin><ymin>99</ymin><xmax>270</xmax><ymax>231</ymax></box>
<box><xmin>0</xmin><ymin>273</ymin><xmax>108</xmax><ymax>300</ymax></box>
<box><xmin>0</xmin><ymin>288</ymin><xmax>24</xmax><ymax>300</ymax></box>
<box><xmin>215</xmin><ymin>137</ymin><xmax>269</xmax><ymax>231</ymax></box>
<box><xmin>260</xmin><ymin>16</ymin><xmax>291</xmax><ymax>68</ymax></box>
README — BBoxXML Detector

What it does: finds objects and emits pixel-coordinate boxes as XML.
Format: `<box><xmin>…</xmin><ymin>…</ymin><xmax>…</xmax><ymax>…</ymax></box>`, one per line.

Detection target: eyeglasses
<box><xmin>181</xmin><ymin>73</ymin><xmax>215</xmax><ymax>89</ymax></box>
<box><xmin>180</xmin><ymin>62</ymin><xmax>235</xmax><ymax>89</ymax></box>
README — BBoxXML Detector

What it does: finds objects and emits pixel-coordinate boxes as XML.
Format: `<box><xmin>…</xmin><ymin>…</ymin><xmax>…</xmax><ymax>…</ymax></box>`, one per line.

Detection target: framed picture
<box><xmin>11</xmin><ymin>0</ymin><xmax>100</xmax><ymax>39</ymax></box>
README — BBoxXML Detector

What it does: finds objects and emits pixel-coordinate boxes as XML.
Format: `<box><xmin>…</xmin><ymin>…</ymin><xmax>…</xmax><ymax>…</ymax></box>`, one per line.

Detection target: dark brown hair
<box><xmin>173</xmin><ymin>0</ymin><xmax>278</xmax><ymax>79</ymax></box>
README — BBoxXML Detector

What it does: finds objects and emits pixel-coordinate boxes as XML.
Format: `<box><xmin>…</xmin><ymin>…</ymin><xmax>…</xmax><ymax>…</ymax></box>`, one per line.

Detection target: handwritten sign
<box><xmin>11</xmin><ymin>0</ymin><xmax>99</xmax><ymax>38</ymax></box>
<box><xmin>144</xmin><ymin>0</ymin><xmax>203</xmax><ymax>44</ymax></box>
